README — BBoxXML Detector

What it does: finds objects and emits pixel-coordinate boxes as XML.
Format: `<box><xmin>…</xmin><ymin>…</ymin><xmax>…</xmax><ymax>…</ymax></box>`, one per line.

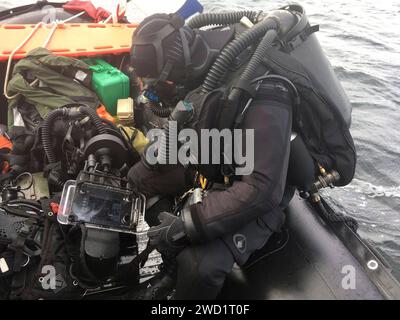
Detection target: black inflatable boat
<box><xmin>1</xmin><ymin>2</ymin><xmax>399</xmax><ymax>300</ymax></box>
<box><xmin>221</xmin><ymin>193</ymin><xmax>400</xmax><ymax>300</ymax></box>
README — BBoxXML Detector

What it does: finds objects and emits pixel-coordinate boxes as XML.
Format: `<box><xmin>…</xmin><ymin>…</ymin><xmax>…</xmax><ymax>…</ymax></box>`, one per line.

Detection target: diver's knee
<box><xmin>128</xmin><ymin>161</ymin><xmax>144</xmax><ymax>186</ymax></box>
<box><xmin>177</xmin><ymin>242</ymin><xmax>234</xmax><ymax>287</ymax></box>
<box><xmin>128</xmin><ymin>160</ymin><xmax>156</xmax><ymax>195</ymax></box>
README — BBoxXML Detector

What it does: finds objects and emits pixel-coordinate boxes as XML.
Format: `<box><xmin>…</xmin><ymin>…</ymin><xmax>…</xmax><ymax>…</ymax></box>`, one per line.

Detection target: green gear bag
<box><xmin>7</xmin><ymin>47</ymin><xmax>100</xmax><ymax>128</ymax></box>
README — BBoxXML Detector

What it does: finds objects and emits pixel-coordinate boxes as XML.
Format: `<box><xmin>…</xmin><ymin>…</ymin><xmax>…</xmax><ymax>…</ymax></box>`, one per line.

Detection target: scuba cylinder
<box><xmin>278</xmin><ymin>4</ymin><xmax>352</xmax><ymax>126</ymax></box>
<box><xmin>259</xmin><ymin>4</ymin><xmax>356</xmax><ymax>187</ymax></box>
<box><xmin>83</xmin><ymin>228</ymin><xmax>120</xmax><ymax>282</ymax></box>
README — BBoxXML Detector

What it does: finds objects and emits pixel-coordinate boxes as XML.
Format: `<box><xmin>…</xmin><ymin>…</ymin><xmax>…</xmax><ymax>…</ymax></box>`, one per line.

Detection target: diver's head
<box><xmin>131</xmin><ymin>13</ymin><xmax>234</xmax><ymax>89</ymax></box>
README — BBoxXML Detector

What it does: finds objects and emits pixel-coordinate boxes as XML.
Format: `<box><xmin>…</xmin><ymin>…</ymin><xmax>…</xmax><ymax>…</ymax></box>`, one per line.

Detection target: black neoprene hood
<box><xmin>130</xmin><ymin>13</ymin><xmax>194</xmax><ymax>83</ymax></box>
<box><xmin>131</xmin><ymin>11</ymin><xmax>239</xmax><ymax>90</ymax></box>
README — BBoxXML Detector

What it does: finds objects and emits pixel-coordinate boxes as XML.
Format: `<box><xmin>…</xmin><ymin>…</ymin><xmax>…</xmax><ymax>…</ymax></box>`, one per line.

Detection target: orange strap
<box><xmin>0</xmin><ymin>135</ymin><xmax>12</xmax><ymax>151</ymax></box>
<box><xmin>199</xmin><ymin>175</ymin><xmax>208</xmax><ymax>190</ymax></box>
<box><xmin>2</xmin><ymin>161</ymin><xmax>10</xmax><ymax>174</ymax></box>
<box><xmin>0</xmin><ymin>135</ymin><xmax>12</xmax><ymax>174</ymax></box>
<box><xmin>97</xmin><ymin>105</ymin><xmax>116</xmax><ymax>123</ymax></box>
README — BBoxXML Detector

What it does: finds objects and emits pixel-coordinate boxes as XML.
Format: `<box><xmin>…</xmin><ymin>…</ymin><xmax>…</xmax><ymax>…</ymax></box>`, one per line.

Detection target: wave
<box><xmin>337</xmin><ymin>178</ymin><xmax>400</xmax><ymax>199</ymax></box>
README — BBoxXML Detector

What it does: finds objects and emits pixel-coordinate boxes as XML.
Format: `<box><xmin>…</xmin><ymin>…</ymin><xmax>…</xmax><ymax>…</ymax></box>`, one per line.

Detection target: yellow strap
<box><xmin>199</xmin><ymin>175</ymin><xmax>208</xmax><ymax>190</ymax></box>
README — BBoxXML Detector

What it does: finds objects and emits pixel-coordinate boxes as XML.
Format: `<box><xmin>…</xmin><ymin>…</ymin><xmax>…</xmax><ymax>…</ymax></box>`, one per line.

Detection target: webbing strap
<box><xmin>134</xmin><ymin>17</ymin><xmax>183</xmax><ymax>76</ymax></box>
<box><xmin>231</xmin><ymin>78</ymin><xmax>256</xmax><ymax>98</ymax></box>
<box><xmin>282</xmin><ymin>25</ymin><xmax>319</xmax><ymax>52</ymax></box>
<box><xmin>9</xmin><ymin>217</ymin><xmax>36</xmax><ymax>299</ymax></box>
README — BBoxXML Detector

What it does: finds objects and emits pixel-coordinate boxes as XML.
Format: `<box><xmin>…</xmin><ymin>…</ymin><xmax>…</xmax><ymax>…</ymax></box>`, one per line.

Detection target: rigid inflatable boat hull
<box><xmin>219</xmin><ymin>194</ymin><xmax>400</xmax><ymax>300</ymax></box>
<box><xmin>0</xmin><ymin>2</ymin><xmax>91</xmax><ymax>24</ymax></box>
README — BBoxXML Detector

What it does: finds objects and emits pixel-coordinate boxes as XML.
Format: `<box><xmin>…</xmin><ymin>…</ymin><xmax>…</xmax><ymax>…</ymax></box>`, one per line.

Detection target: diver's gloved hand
<box><xmin>147</xmin><ymin>212</ymin><xmax>188</xmax><ymax>257</ymax></box>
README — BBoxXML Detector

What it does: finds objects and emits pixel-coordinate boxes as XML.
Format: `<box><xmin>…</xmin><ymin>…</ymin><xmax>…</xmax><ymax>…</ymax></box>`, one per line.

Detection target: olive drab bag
<box><xmin>7</xmin><ymin>47</ymin><xmax>100</xmax><ymax>128</ymax></box>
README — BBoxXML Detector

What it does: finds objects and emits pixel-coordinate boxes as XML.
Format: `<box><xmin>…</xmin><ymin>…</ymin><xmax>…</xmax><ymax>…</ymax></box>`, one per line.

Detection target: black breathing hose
<box><xmin>144</xmin><ymin>101</ymin><xmax>193</xmax><ymax>168</ymax></box>
<box><xmin>79</xmin><ymin>106</ymin><xmax>108</xmax><ymax>135</ymax></box>
<box><xmin>156</xmin><ymin>121</ymin><xmax>175</xmax><ymax>165</ymax></box>
<box><xmin>229</xmin><ymin>28</ymin><xmax>278</xmax><ymax>101</ymax></box>
<box><xmin>42</xmin><ymin>105</ymin><xmax>107</xmax><ymax>164</ymax></box>
<box><xmin>148</xmin><ymin>101</ymin><xmax>172</xmax><ymax>118</ymax></box>
<box><xmin>42</xmin><ymin>108</ymin><xmax>66</xmax><ymax>164</ymax></box>
<box><xmin>187</xmin><ymin>10</ymin><xmax>261</xmax><ymax>29</ymax></box>
<box><xmin>201</xmin><ymin>17</ymin><xmax>279</xmax><ymax>94</ymax></box>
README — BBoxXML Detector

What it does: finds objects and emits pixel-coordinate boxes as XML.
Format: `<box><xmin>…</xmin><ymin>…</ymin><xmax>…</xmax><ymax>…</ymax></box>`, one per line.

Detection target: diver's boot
<box><xmin>142</xmin><ymin>272</ymin><xmax>176</xmax><ymax>300</ymax></box>
<box><xmin>125</xmin><ymin>271</ymin><xmax>175</xmax><ymax>300</ymax></box>
<box><xmin>131</xmin><ymin>255</ymin><xmax>177</xmax><ymax>300</ymax></box>
<box><xmin>173</xmin><ymin>279</ymin><xmax>222</xmax><ymax>300</ymax></box>
<box><xmin>141</xmin><ymin>253</ymin><xmax>178</xmax><ymax>300</ymax></box>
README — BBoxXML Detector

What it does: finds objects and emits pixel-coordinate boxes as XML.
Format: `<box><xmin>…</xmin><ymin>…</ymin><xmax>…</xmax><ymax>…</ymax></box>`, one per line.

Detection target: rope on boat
<box><xmin>316</xmin><ymin>199</ymin><xmax>359</xmax><ymax>233</ymax></box>
<box><xmin>3</xmin><ymin>11</ymin><xmax>86</xmax><ymax>100</ymax></box>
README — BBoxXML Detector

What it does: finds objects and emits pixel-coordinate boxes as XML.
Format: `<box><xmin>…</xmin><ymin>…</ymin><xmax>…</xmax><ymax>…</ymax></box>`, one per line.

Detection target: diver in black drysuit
<box><xmin>128</xmin><ymin>13</ymin><xmax>296</xmax><ymax>300</ymax></box>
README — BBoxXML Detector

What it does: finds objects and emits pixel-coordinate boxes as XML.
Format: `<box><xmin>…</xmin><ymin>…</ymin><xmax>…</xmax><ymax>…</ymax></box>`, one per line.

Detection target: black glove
<box><xmin>147</xmin><ymin>212</ymin><xmax>188</xmax><ymax>257</ymax></box>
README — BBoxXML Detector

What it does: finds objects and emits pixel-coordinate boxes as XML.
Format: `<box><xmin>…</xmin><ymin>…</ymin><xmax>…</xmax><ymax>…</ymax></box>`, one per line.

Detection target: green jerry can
<box><xmin>85</xmin><ymin>58</ymin><xmax>130</xmax><ymax>115</ymax></box>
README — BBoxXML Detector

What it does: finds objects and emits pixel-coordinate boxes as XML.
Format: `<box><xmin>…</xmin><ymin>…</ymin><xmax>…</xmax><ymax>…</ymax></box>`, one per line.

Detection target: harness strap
<box><xmin>282</xmin><ymin>25</ymin><xmax>319</xmax><ymax>52</ymax></box>
<box><xmin>231</xmin><ymin>78</ymin><xmax>257</xmax><ymax>98</ymax></box>
<box><xmin>159</xmin><ymin>61</ymin><xmax>174</xmax><ymax>83</ymax></box>
<box><xmin>9</xmin><ymin>217</ymin><xmax>36</xmax><ymax>299</ymax></box>
<box><xmin>138</xmin><ymin>243</ymin><xmax>156</xmax><ymax>268</ymax></box>
<box><xmin>37</xmin><ymin>199</ymin><xmax>57</xmax><ymax>270</ymax></box>
<box><xmin>134</xmin><ymin>17</ymin><xmax>184</xmax><ymax>76</ymax></box>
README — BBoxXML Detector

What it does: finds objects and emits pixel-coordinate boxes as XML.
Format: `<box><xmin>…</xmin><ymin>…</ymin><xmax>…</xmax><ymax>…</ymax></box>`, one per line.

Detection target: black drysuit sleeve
<box><xmin>183</xmin><ymin>83</ymin><xmax>293</xmax><ymax>243</ymax></box>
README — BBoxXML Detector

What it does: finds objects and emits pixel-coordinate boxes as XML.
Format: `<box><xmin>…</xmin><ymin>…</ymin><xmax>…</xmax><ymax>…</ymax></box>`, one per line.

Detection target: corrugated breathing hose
<box><xmin>42</xmin><ymin>106</ymin><xmax>107</xmax><ymax>164</ymax></box>
<box><xmin>201</xmin><ymin>17</ymin><xmax>279</xmax><ymax>94</ymax></box>
<box><xmin>78</xmin><ymin>106</ymin><xmax>108</xmax><ymax>135</ymax></box>
<box><xmin>148</xmin><ymin>101</ymin><xmax>172</xmax><ymax>118</ymax></box>
<box><xmin>228</xmin><ymin>28</ymin><xmax>278</xmax><ymax>102</ymax></box>
<box><xmin>42</xmin><ymin>108</ymin><xmax>66</xmax><ymax>164</ymax></box>
<box><xmin>187</xmin><ymin>11</ymin><xmax>261</xmax><ymax>29</ymax></box>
